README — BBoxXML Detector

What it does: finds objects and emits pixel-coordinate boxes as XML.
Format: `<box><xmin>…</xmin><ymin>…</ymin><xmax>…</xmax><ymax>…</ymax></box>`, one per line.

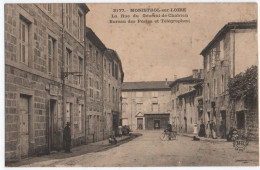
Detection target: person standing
<box><xmin>198</xmin><ymin>120</ymin><xmax>206</xmax><ymax>137</ymax></box>
<box><xmin>63</xmin><ymin>122</ymin><xmax>72</xmax><ymax>153</ymax></box>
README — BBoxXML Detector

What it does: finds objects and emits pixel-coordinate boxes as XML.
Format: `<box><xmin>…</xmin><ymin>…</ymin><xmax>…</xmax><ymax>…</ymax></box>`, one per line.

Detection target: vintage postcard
<box><xmin>3</xmin><ymin>1</ymin><xmax>259</xmax><ymax>167</ymax></box>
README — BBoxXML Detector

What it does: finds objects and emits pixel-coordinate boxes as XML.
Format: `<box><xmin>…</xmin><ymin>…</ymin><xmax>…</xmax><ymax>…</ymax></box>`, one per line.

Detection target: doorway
<box><xmin>137</xmin><ymin>118</ymin><xmax>143</xmax><ymax>130</ymax></box>
<box><xmin>154</xmin><ymin>120</ymin><xmax>160</xmax><ymax>129</ymax></box>
<box><xmin>49</xmin><ymin>99</ymin><xmax>57</xmax><ymax>151</ymax></box>
<box><xmin>19</xmin><ymin>94</ymin><xmax>30</xmax><ymax>157</ymax></box>
<box><xmin>221</xmin><ymin>111</ymin><xmax>226</xmax><ymax>138</ymax></box>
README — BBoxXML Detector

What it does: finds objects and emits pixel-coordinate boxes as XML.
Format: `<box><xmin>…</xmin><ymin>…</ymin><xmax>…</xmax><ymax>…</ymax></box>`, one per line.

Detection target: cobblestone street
<box><xmin>10</xmin><ymin>131</ymin><xmax>259</xmax><ymax>167</ymax></box>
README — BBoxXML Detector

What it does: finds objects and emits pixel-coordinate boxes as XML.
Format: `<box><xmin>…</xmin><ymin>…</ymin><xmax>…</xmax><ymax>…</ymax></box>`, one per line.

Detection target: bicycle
<box><xmin>160</xmin><ymin>130</ymin><xmax>177</xmax><ymax>141</ymax></box>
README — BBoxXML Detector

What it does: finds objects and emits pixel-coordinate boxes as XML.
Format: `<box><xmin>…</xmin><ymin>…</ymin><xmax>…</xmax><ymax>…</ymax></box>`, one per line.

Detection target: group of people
<box><xmin>198</xmin><ymin>120</ymin><xmax>226</xmax><ymax>139</ymax></box>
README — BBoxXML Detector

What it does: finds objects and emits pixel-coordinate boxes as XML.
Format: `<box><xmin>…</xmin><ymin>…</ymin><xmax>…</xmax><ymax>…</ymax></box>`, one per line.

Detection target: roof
<box><xmin>169</xmin><ymin>75</ymin><xmax>203</xmax><ymax>87</ymax></box>
<box><xmin>85</xmin><ymin>26</ymin><xmax>106</xmax><ymax>52</ymax></box>
<box><xmin>200</xmin><ymin>20</ymin><xmax>257</xmax><ymax>56</ymax></box>
<box><xmin>194</xmin><ymin>82</ymin><xmax>203</xmax><ymax>89</ymax></box>
<box><xmin>122</xmin><ymin>81</ymin><xmax>173</xmax><ymax>91</ymax></box>
<box><xmin>178</xmin><ymin>89</ymin><xmax>196</xmax><ymax>98</ymax></box>
<box><xmin>79</xmin><ymin>3</ymin><xmax>90</xmax><ymax>13</ymax></box>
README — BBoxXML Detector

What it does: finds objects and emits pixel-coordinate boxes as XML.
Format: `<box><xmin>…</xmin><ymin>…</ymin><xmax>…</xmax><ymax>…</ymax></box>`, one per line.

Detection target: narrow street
<box><xmin>18</xmin><ymin>131</ymin><xmax>258</xmax><ymax>167</ymax></box>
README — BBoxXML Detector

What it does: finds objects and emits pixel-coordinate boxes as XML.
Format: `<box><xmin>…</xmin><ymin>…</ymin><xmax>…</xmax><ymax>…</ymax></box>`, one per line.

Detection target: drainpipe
<box><xmin>61</xmin><ymin>3</ymin><xmax>65</xmax><ymax>149</ymax></box>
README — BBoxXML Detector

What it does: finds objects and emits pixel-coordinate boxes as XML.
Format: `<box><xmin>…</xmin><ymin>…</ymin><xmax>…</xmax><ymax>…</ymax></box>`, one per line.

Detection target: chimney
<box><xmin>199</xmin><ymin>69</ymin><xmax>204</xmax><ymax>79</ymax></box>
<box><xmin>165</xmin><ymin>78</ymin><xmax>168</xmax><ymax>85</ymax></box>
<box><xmin>174</xmin><ymin>75</ymin><xmax>177</xmax><ymax>81</ymax></box>
<box><xmin>192</xmin><ymin>69</ymin><xmax>198</xmax><ymax>78</ymax></box>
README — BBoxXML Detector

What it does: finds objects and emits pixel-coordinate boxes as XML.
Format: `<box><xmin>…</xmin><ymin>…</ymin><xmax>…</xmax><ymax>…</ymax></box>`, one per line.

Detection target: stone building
<box><xmin>103</xmin><ymin>49</ymin><xmax>124</xmax><ymax>136</ymax></box>
<box><xmin>85</xmin><ymin>27</ymin><xmax>124</xmax><ymax>141</ymax></box>
<box><xmin>200</xmin><ymin>20</ymin><xmax>258</xmax><ymax>139</ymax></box>
<box><xmin>5</xmin><ymin>3</ymin><xmax>89</xmax><ymax>161</ymax></box>
<box><xmin>85</xmin><ymin>27</ymin><xmax>106</xmax><ymax>143</ymax></box>
<box><xmin>169</xmin><ymin>70</ymin><xmax>203</xmax><ymax>134</ymax></box>
<box><xmin>121</xmin><ymin>81</ymin><xmax>172</xmax><ymax>130</ymax></box>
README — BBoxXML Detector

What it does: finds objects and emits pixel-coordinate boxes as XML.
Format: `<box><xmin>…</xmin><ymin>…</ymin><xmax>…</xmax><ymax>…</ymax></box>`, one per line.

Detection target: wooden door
<box><xmin>137</xmin><ymin>118</ymin><xmax>143</xmax><ymax>130</ymax></box>
<box><xmin>154</xmin><ymin>120</ymin><xmax>160</xmax><ymax>129</ymax></box>
<box><xmin>49</xmin><ymin>100</ymin><xmax>57</xmax><ymax>151</ymax></box>
<box><xmin>20</xmin><ymin>95</ymin><xmax>29</xmax><ymax>157</ymax></box>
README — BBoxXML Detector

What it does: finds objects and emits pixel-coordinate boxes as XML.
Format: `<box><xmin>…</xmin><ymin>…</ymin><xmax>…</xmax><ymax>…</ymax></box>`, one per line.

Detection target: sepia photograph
<box><xmin>2</xmin><ymin>1</ymin><xmax>259</xmax><ymax>167</ymax></box>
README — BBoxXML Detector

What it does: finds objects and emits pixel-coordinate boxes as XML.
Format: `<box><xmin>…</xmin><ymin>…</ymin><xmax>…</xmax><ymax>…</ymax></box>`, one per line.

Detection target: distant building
<box><xmin>122</xmin><ymin>81</ymin><xmax>172</xmax><ymax>130</ymax></box>
<box><xmin>169</xmin><ymin>70</ymin><xmax>203</xmax><ymax>134</ymax></box>
<box><xmin>200</xmin><ymin>20</ymin><xmax>258</xmax><ymax>140</ymax></box>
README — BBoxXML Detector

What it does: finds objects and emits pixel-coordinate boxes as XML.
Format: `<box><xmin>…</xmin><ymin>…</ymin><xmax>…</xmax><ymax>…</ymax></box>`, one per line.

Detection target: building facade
<box><xmin>200</xmin><ymin>20</ymin><xmax>258</xmax><ymax>140</ymax></box>
<box><xmin>85</xmin><ymin>27</ymin><xmax>106</xmax><ymax>143</ymax></box>
<box><xmin>103</xmin><ymin>49</ymin><xmax>124</xmax><ymax>136</ymax></box>
<box><xmin>122</xmin><ymin>81</ymin><xmax>172</xmax><ymax>130</ymax></box>
<box><xmin>5</xmin><ymin>3</ymin><xmax>89</xmax><ymax>161</ymax></box>
<box><xmin>169</xmin><ymin>70</ymin><xmax>203</xmax><ymax>134</ymax></box>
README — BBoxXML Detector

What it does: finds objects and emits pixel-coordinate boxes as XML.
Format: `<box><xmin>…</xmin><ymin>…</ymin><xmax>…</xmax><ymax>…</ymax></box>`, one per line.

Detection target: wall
<box><xmin>5</xmin><ymin>3</ymin><xmax>87</xmax><ymax>161</ymax></box>
<box><xmin>122</xmin><ymin>90</ymin><xmax>171</xmax><ymax>130</ymax></box>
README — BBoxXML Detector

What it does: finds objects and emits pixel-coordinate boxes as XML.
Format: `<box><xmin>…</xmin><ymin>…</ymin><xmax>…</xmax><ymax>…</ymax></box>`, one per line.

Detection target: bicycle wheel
<box><xmin>160</xmin><ymin>132</ymin><xmax>168</xmax><ymax>141</ymax></box>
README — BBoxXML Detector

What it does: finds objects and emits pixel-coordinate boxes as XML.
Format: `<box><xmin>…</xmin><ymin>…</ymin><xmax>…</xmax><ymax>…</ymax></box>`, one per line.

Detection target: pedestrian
<box><xmin>206</xmin><ymin>121</ymin><xmax>210</xmax><ymax>138</ymax></box>
<box><xmin>198</xmin><ymin>120</ymin><xmax>206</xmax><ymax>137</ymax></box>
<box><xmin>118</xmin><ymin>125</ymin><xmax>122</xmax><ymax>137</ymax></box>
<box><xmin>212</xmin><ymin>122</ymin><xmax>217</xmax><ymax>139</ymax></box>
<box><xmin>210</xmin><ymin>120</ymin><xmax>214</xmax><ymax>138</ymax></box>
<box><xmin>63</xmin><ymin>122</ymin><xmax>72</xmax><ymax>153</ymax></box>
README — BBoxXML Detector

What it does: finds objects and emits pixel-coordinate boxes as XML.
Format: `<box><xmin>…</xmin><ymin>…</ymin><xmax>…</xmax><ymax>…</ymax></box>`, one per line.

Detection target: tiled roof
<box><xmin>200</xmin><ymin>20</ymin><xmax>257</xmax><ymax>56</ymax></box>
<box><xmin>168</xmin><ymin>75</ymin><xmax>203</xmax><ymax>87</ymax></box>
<box><xmin>85</xmin><ymin>26</ymin><xmax>106</xmax><ymax>52</ymax></box>
<box><xmin>122</xmin><ymin>81</ymin><xmax>173</xmax><ymax>91</ymax></box>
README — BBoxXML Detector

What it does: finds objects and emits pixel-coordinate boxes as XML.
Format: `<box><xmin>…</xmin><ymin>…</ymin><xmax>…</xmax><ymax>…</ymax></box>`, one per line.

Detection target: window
<box><xmin>47</xmin><ymin>4</ymin><xmax>53</xmax><ymax>14</ymax></box>
<box><xmin>211</xmin><ymin>48</ymin><xmax>216</xmax><ymax>68</ymax></box>
<box><xmin>66</xmin><ymin>48</ymin><xmax>72</xmax><ymax>79</ymax></box>
<box><xmin>96</xmin><ymin>91</ymin><xmax>99</xmax><ymax>99</ymax></box>
<box><xmin>115</xmin><ymin>64</ymin><xmax>118</xmax><ymax>80</ymax></box>
<box><xmin>112</xmin><ymin>61</ymin><xmax>114</xmax><ymax>77</ymax></box>
<box><xmin>137</xmin><ymin>103</ymin><xmax>143</xmax><ymax>111</ymax></box>
<box><xmin>136</xmin><ymin>92</ymin><xmax>143</xmax><ymax>98</ymax></box>
<box><xmin>89</xmin><ymin>44</ymin><xmax>92</xmax><ymax>59</ymax></box>
<box><xmin>122</xmin><ymin>103</ymin><xmax>127</xmax><ymax>112</ymax></box>
<box><xmin>172</xmin><ymin>100</ymin><xmax>174</xmax><ymax>109</ymax></box>
<box><xmin>48</xmin><ymin>36</ymin><xmax>56</xmax><ymax>74</ymax></box>
<box><xmin>19</xmin><ymin>18</ymin><xmax>29</xmax><ymax>65</ymax></box>
<box><xmin>96</xmin><ymin>51</ymin><xmax>99</xmax><ymax>68</ymax></box>
<box><xmin>152</xmin><ymin>91</ymin><xmax>158</xmax><ymax>98</ymax></box>
<box><xmin>109</xmin><ymin>84</ymin><xmax>111</xmax><ymax>102</ymax></box>
<box><xmin>112</xmin><ymin>87</ymin><xmax>114</xmax><ymax>103</ymax></box>
<box><xmin>152</xmin><ymin>103</ymin><xmax>159</xmax><ymax>112</ymax></box>
<box><xmin>65</xmin><ymin>4</ymin><xmax>71</xmax><ymax>30</ymax></box>
<box><xmin>219</xmin><ymin>40</ymin><xmax>224</xmax><ymax>61</ymax></box>
<box><xmin>236</xmin><ymin>111</ymin><xmax>245</xmax><ymax>129</ymax></box>
<box><xmin>78</xmin><ymin>57</ymin><xmax>83</xmax><ymax>85</ymax></box>
<box><xmin>207</xmin><ymin>83</ymin><xmax>210</xmax><ymax>100</ymax></box>
<box><xmin>213</xmin><ymin>79</ymin><xmax>217</xmax><ymax>97</ymax></box>
<box><xmin>104</xmin><ymin>58</ymin><xmax>106</xmax><ymax>69</ymax></box>
<box><xmin>207</xmin><ymin>54</ymin><xmax>210</xmax><ymax>72</ymax></box>
<box><xmin>77</xmin><ymin>12</ymin><xmax>82</xmax><ymax>40</ymax></box>
<box><xmin>116</xmin><ymin>89</ymin><xmax>118</xmax><ymax>103</ymax></box>
<box><xmin>109</xmin><ymin>63</ymin><xmax>111</xmax><ymax>74</ymax></box>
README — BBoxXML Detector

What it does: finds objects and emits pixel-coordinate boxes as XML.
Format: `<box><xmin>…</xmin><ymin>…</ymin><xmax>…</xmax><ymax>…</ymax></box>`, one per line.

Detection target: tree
<box><xmin>228</xmin><ymin>65</ymin><xmax>258</xmax><ymax>106</ymax></box>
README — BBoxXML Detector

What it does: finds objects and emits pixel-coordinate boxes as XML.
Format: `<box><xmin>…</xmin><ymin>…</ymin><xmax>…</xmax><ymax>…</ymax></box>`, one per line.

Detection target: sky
<box><xmin>85</xmin><ymin>3</ymin><xmax>257</xmax><ymax>82</ymax></box>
